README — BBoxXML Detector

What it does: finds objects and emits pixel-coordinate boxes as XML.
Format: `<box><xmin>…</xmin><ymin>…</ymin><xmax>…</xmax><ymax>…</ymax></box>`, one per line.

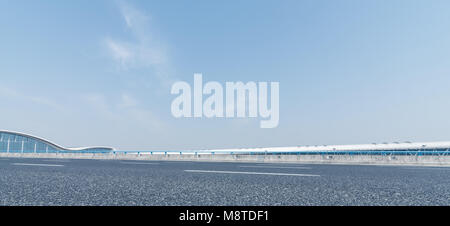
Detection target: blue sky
<box><xmin>1</xmin><ymin>0</ymin><xmax>450</xmax><ymax>150</ymax></box>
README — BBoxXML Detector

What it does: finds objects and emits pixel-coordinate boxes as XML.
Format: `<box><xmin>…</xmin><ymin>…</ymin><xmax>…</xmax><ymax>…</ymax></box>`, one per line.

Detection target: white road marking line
<box><xmin>239</xmin><ymin>165</ymin><xmax>311</xmax><ymax>169</ymax></box>
<box><xmin>250</xmin><ymin>164</ymin><xmax>309</xmax><ymax>167</ymax></box>
<box><xmin>12</xmin><ymin>163</ymin><xmax>64</xmax><ymax>167</ymax></box>
<box><xmin>42</xmin><ymin>160</ymin><xmax>70</xmax><ymax>162</ymax></box>
<box><xmin>184</xmin><ymin>170</ymin><xmax>319</xmax><ymax>177</ymax></box>
<box><xmin>120</xmin><ymin>162</ymin><xmax>160</xmax><ymax>165</ymax></box>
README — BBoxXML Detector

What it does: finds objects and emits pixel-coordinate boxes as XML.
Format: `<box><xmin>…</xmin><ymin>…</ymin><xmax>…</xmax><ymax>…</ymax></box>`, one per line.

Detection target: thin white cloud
<box><xmin>83</xmin><ymin>93</ymin><xmax>117</xmax><ymax>120</ymax></box>
<box><xmin>105</xmin><ymin>38</ymin><xmax>133</xmax><ymax>68</ymax></box>
<box><xmin>118</xmin><ymin>93</ymin><xmax>139</xmax><ymax>108</ymax></box>
<box><xmin>105</xmin><ymin>1</ymin><xmax>170</xmax><ymax>83</ymax></box>
<box><xmin>118</xmin><ymin>0</ymin><xmax>150</xmax><ymax>35</ymax></box>
<box><xmin>99</xmin><ymin>2</ymin><xmax>170</xmax><ymax>133</ymax></box>
<box><xmin>0</xmin><ymin>85</ymin><xmax>65</xmax><ymax>112</ymax></box>
<box><xmin>83</xmin><ymin>92</ymin><xmax>164</xmax><ymax>130</ymax></box>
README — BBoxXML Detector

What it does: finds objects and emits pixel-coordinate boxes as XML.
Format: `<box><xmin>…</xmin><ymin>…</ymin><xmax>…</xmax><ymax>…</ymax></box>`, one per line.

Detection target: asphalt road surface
<box><xmin>1</xmin><ymin>157</ymin><xmax>449</xmax><ymax>206</ymax></box>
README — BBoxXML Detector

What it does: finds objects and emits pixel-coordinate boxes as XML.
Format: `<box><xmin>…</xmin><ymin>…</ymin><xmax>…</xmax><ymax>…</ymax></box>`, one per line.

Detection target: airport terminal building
<box><xmin>0</xmin><ymin>130</ymin><xmax>113</xmax><ymax>154</ymax></box>
<box><xmin>1</xmin><ymin>130</ymin><xmax>450</xmax><ymax>156</ymax></box>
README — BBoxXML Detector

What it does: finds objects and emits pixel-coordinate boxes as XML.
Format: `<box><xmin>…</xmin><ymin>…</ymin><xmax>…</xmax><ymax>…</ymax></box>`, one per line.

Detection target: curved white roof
<box><xmin>0</xmin><ymin>130</ymin><xmax>114</xmax><ymax>151</ymax></box>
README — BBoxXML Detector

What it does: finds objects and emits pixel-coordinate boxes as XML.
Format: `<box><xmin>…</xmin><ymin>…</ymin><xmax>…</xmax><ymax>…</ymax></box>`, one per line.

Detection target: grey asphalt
<box><xmin>1</xmin><ymin>157</ymin><xmax>450</xmax><ymax>206</ymax></box>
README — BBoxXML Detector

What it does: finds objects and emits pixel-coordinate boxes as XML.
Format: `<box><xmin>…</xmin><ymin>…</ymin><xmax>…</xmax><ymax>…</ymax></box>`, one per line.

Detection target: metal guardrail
<box><xmin>257</xmin><ymin>150</ymin><xmax>450</xmax><ymax>156</ymax></box>
<box><xmin>109</xmin><ymin>149</ymin><xmax>450</xmax><ymax>156</ymax></box>
<box><xmin>1</xmin><ymin>149</ymin><xmax>450</xmax><ymax>156</ymax></box>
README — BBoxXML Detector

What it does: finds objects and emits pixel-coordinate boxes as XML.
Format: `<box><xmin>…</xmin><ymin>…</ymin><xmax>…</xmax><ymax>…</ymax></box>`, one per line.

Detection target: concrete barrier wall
<box><xmin>2</xmin><ymin>153</ymin><xmax>450</xmax><ymax>166</ymax></box>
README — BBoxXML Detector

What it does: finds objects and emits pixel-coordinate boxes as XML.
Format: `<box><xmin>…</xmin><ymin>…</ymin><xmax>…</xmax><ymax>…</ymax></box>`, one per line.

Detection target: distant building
<box><xmin>0</xmin><ymin>130</ymin><xmax>113</xmax><ymax>153</ymax></box>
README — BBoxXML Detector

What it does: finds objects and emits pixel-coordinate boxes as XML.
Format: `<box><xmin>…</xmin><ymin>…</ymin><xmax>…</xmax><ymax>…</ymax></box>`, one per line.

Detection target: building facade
<box><xmin>0</xmin><ymin>130</ymin><xmax>113</xmax><ymax>153</ymax></box>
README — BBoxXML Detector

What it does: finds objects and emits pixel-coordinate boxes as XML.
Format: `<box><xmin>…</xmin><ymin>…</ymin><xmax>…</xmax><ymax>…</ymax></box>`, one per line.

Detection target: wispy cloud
<box><xmin>105</xmin><ymin>38</ymin><xmax>133</xmax><ymax>67</ymax></box>
<box><xmin>97</xmin><ymin>1</ymin><xmax>170</xmax><ymax>134</ymax></box>
<box><xmin>118</xmin><ymin>93</ymin><xmax>139</xmax><ymax>108</ymax></box>
<box><xmin>83</xmin><ymin>92</ymin><xmax>164</xmax><ymax>130</ymax></box>
<box><xmin>0</xmin><ymin>85</ymin><xmax>65</xmax><ymax>112</ymax></box>
<box><xmin>105</xmin><ymin>1</ymin><xmax>170</xmax><ymax>83</ymax></box>
<box><xmin>83</xmin><ymin>93</ymin><xmax>117</xmax><ymax>120</ymax></box>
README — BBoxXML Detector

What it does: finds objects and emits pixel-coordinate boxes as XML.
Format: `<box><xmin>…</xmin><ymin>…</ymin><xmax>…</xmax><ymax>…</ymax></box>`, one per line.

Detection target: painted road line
<box><xmin>239</xmin><ymin>165</ymin><xmax>311</xmax><ymax>169</ymax></box>
<box><xmin>251</xmin><ymin>163</ymin><xmax>309</xmax><ymax>167</ymax></box>
<box><xmin>120</xmin><ymin>162</ymin><xmax>160</xmax><ymax>165</ymax></box>
<box><xmin>12</xmin><ymin>163</ymin><xmax>64</xmax><ymax>167</ymax></box>
<box><xmin>42</xmin><ymin>159</ymin><xmax>71</xmax><ymax>162</ymax></box>
<box><xmin>184</xmin><ymin>170</ymin><xmax>320</xmax><ymax>177</ymax></box>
